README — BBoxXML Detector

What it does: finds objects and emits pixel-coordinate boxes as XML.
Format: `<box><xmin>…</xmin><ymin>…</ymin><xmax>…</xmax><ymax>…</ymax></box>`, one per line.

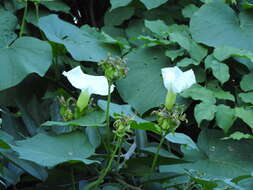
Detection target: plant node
<box><xmin>153</xmin><ymin>105</ymin><xmax>187</xmax><ymax>134</ymax></box>
<box><xmin>99</xmin><ymin>54</ymin><xmax>128</xmax><ymax>83</ymax></box>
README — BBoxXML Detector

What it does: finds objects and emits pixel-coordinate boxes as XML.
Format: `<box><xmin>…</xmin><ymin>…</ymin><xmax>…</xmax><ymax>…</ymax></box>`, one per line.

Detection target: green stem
<box><xmin>19</xmin><ymin>1</ymin><xmax>28</xmax><ymax>37</ymax></box>
<box><xmin>116</xmin><ymin>140</ymin><xmax>123</xmax><ymax>166</ymax></box>
<box><xmin>34</xmin><ymin>2</ymin><xmax>47</xmax><ymax>41</ymax></box>
<box><xmin>84</xmin><ymin>138</ymin><xmax>121</xmax><ymax>190</ymax></box>
<box><xmin>106</xmin><ymin>82</ymin><xmax>112</xmax><ymax>130</ymax></box>
<box><xmin>105</xmin><ymin>82</ymin><xmax>112</xmax><ymax>150</ymax></box>
<box><xmin>151</xmin><ymin>134</ymin><xmax>166</xmax><ymax>172</ymax></box>
<box><xmin>71</xmin><ymin>167</ymin><xmax>76</xmax><ymax>190</ymax></box>
<box><xmin>35</xmin><ymin>2</ymin><xmax>39</xmax><ymax>23</ymax></box>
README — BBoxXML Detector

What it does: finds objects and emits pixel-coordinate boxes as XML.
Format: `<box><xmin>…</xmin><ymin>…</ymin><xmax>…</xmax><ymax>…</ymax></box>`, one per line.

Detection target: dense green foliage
<box><xmin>0</xmin><ymin>0</ymin><xmax>253</xmax><ymax>189</ymax></box>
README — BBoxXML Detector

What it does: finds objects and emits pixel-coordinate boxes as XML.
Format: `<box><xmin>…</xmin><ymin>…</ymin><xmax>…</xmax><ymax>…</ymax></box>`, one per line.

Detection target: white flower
<box><xmin>161</xmin><ymin>66</ymin><xmax>196</xmax><ymax>93</ymax></box>
<box><xmin>63</xmin><ymin>66</ymin><xmax>114</xmax><ymax>95</ymax></box>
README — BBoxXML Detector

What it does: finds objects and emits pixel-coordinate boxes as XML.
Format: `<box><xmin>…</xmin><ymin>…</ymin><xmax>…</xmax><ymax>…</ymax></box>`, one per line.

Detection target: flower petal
<box><xmin>161</xmin><ymin>66</ymin><xmax>196</xmax><ymax>93</ymax></box>
<box><xmin>63</xmin><ymin>66</ymin><xmax>114</xmax><ymax>96</ymax></box>
<box><xmin>182</xmin><ymin>69</ymin><xmax>196</xmax><ymax>90</ymax></box>
<box><xmin>86</xmin><ymin>75</ymin><xmax>114</xmax><ymax>95</ymax></box>
<box><xmin>161</xmin><ymin>66</ymin><xmax>182</xmax><ymax>92</ymax></box>
<box><xmin>63</xmin><ymin>66</ymin><xmax>88</xmax><ymax>90</ymax></box>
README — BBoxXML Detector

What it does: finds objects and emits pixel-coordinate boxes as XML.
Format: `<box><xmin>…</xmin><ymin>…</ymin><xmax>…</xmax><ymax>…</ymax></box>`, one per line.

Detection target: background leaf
<box><xmin>117</xmin><ymin>47</ymin><xmax>169</xmax><ymax>114</ymax></box>
<box><xmin>215</xmin><ymin>105</ymin><xmax>235</xmax><ymax>133</ymax></box>
<box><xmin>12</xmin><ymin>132</ymin><xmax>96</xmax><ymax>167</ymax></box>
<box><xmin>240</xmin><ymin>72</ymin><xmax>253</xmax><ymax>91</ymax></box>
<box><xmin>235</xmin><ymin>107</ymin><xmax>253</xmax><ymax>128</ymax></box>
<box><xmin>39</xmin><ymin>14</ymin><xmax>119</xmax><ymax>62</ymax></box>
<box><xmin>190</xmin><ymin>2</ymin><xmax>253</xmax><ymax>52</ymax></box>
<box><xmin>0</xmin><ymin>9</ymin><xmax>17</xmax><ymax>48</ymax></box>
<box><xmin>194</xmin><ymin>102</ymin><xmax>216</xmax><ymax>125</ymax></box>
<box><xmin>161</xmin><ymin>129</ymin><xmax>253</xmax><ymax>179</ymax></box>
<box><xmin>0</xmin><ymin>37</ymin><xmax>52</xmax><ymax>91</ymax></box>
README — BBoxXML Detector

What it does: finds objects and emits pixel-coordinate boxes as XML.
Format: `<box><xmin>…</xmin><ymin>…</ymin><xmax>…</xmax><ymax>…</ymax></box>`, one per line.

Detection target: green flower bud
<box><xmin>113</xmin><ymin>115</ymin><xmax>133</xmax><ymax>138</ymax></box>
<box><xmin>99</xmin><ymin>54</ymin><xmax>128</xmax><ymax>83</ymax></box>
<box><xmin>165</xmin><ymin>89</ymin><xmax>176</xmax><ymax>110</ymax></box>
<box><xmin>76</xmin><ymin>90</ymin><xmax>90</xmax><ymax>112</ymax></box>
<box><xmin>153</xmin><ymin>105</ymin><xmax>187</xmax><ymax>134</ymax></box>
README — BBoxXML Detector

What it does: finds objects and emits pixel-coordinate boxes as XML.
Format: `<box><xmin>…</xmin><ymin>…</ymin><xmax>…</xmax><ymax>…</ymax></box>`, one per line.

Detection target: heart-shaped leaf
<box><xmin>190</xmin><ymin>2</ymin><xmax>253</xmax><ymax>52</ymax></box>
<box><xmin>0</xmin><ymin>37</ymin><xmax>52</xmax><ymax>91</ymax></box>
<box><xmin>116</xmin><ymin>47</ymin><xmax>169</xmax><ymax>114</ymax></box>
<box><xmin>39</xmin><ymin>14</ymin><xmax>119</xmax><ymax>62</ymax></box>
<box><xmin>161</xmin><ymin>129</ymin><xmax>253</xmax><ymax>179</ymax></box>
<box><xmin>12</xmin><ymin>132</ymin><xmax>96</xmax><ymax>167</ymax></box>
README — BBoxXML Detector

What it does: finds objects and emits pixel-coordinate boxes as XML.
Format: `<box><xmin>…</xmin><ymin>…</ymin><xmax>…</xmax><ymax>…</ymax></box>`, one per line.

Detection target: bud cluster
<box><xmin>99</xmin><ymin>54</ymin><xmax>128</xmax><ymax>83</ymax></box>
<box><xmin>58</xmin><ymin>96</ymin><xmax>75</xmax><ymax>121</ymax></box>
<box><xmin>153</xmin><ymin>105</ymin><xmax>187</xmax><ymax>134</ymax></box>
<box><xmin>113</xmin><ymin>115</ymin><xmax>133</xmax><ymax>138</ymax></box>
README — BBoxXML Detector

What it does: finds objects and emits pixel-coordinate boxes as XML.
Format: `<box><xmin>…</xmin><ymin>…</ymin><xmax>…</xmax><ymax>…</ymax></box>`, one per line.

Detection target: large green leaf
<box><xmin>0</xmin><ymin>37</ymin><xmax>52</xmax><ymax>91</ymax></box>
<box><xmin>117</xmin><ymin>47</ymin><xmax>169</xmax><ymax>114</ymax></box>
<box><xmin>190</xmin><ymin>2</ymin><xmax>253</xmax><ymax>52</ymax></box>
<box><xmin>42</xmin><ymin>111</ymin><xmax>106</xmax><ymax>127</ymax></box>
<box><xmin>160</xmin><ymin>129</ymin><xmax>253</xmax><ymax>179</ymax></box>
<box><xmin>38</xmin><ymin>14</ymin><xmax>119</xmax><ymax>62</ymax></box>
<box><xmin>12</xmin><ymin>132</ymin><xmax>96</xmax><ymax>167</ymax></box>
<box><xmin>0</xmin><ymin>10</ymin><xmax>17</xmax><ymax>48</ymax></box>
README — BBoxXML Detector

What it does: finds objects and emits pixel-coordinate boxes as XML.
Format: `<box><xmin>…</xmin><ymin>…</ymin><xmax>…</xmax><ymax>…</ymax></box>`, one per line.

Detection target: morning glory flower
<box><xmin>161</xmin><ymin>66</ymin><xmax>196</xmax><ymax>93</ymax></box>
<box><xmin>63</xmin><ymin>66</ymin><xmax>114</xmax><ymax>111</ymax></box>
<box><xmin>161</xmin><ymin>66</ymin><xmax>196</xmax><ymax>109</ymax></box>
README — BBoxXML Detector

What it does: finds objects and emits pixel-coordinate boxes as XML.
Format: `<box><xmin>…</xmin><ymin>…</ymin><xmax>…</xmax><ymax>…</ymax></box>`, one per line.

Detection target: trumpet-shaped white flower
<box><xmin>63</xmin><ymin>66</ymin><xmax>114</xmax><ymax>111</ymax></box>
<box><xmin>161</xmin><ymin>66</ymin><xmax>196</xmax><ymax>93</ymax></box>
<box><xmin>63</xmin><ymin>66</ymin><xmax>114</xmax><ymax>95</ymax></box>
<box><xmin>161</xmin><ymin>66</ymin><xmax>196</xmax><ymax>109</ymax></box>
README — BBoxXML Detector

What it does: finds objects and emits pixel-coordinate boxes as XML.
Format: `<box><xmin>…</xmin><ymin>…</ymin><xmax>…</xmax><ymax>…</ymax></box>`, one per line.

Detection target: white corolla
<box><xmin>63</xmin><ymin>66</ymin><xmax>114</xmax><ymax>111</ymax></box>
<box><xmin>161</xmin><ymin>66</ymin><xmax>196</xmax><ymax>109</ymax></box>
